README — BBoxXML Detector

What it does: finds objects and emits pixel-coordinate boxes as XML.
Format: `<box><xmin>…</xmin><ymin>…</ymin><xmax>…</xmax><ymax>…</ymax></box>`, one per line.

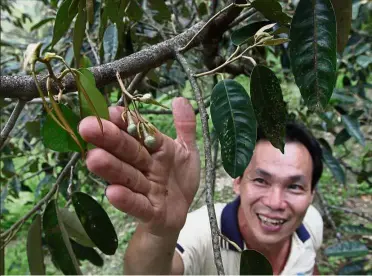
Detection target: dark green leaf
<box><xmin>27</xmin><ymin>214</ymin><xmax>45</xmax><ymax>275</ymax></box>
<box><xmin>41</xmin><ymin>104</ymin><xmax>86</xmax><ymax>152</ymax></box>
<box><xmin>25</xmin><ymin>120</ymin><xmax>41</xmax><ymax>138</ymax></box>
<box><xmin>103</xmin><ymin>23</ymin><xmax>118</xmax><ymax>63</ymax></box>
<box><xmin>197</xmin><ymin>2</ymin><xmax>207</xmax><ymax>17</ymax></box>
<box><xmin>334</xmin><ymin>128</ymin><xmax>351</xmax><ymax>146</ymax></box>
<box><xmin>250</xmin><ymin>65</ymin><xmax>287</xmax><ymax>153</ymax></box>
<box><xmin>338</xmin><ymin>259</ymin><xmax>369</xmax><ymax>275</ymax></box>
<box><xmin>350</xmin><ymin>110</ymin><xmax>364</xmax><ymax>120</ymax></box>
<box><xmin>356</xmin><ymin>55</ymin><xmax>372</xmax><ymax>68</ymax></box>
<box><xmin>148</xmin><ymin>0</ymin><xmax>171</xmax><ymax>23</ymax></box>
<box><xmin>59</xmin><ymin>208</ymin><xmax>95</xmax><ymax>248</ymax></box>
<box><xmin>80</xmin><ymin>55</ymin><xmax>92</xmax><ymax>68</ymax></box>
<box><xmin>318</xmin><ymin>138</ymin><xmax>332</xmax><ymax>153</ymax></box>
<box><xmin>126</xmin><ymin>0</ymin><xmax>143</xmax><ymax>21</ymax></box>
<box><xmin>330</xmin><ymin>0</ymin><xmax>352</xmax><ymax>54</ymax></box>
<box><xmin>30</xmin><ymin>17</ymin><xmax>54</xmax><ymax>31</ymax></box>
<box><xmin>69</xmin><ymin>0</ymin><xmax>80</xmax><ymax>17</ymax></box>
<box><xmin>65</xmin><ymin>45</ymin><xmax>74</xmax><ymax>66</ymax></box>
<box><xmin>231</xmin><ymin>21</ymin><xmax>269</xmax><ymax>46</ymax></box>
<box><xmin>330</xmin><ymin>91</ymin><xmax>356</xmax><ymax>104</ymax></box>
<box><xmin>324</xmin><ymin>241</ymin><xmax>368</xmax><ymax>257</ymax></box>
<box><xmin>10</xmin><ymin>177</ymin><xmax>21</xmax><ymax>195</ymax></box>
<box><xmin>339</xmin><ymin>224</ymin><xmax>372</xmax><ymax>235</ymax></box>
<box><xmin>29</xmin><ymin>159</ymin><xmax>39</xmax><ymax>173</ymax></box>
<box><xmin>43</xmin><ymin>199</ymin><xmax>82</xmax><ymax>274</ymax></box>
<box><xmin>240</xmin><ymin>249</ymin><xmax>273</xmax><ymax>275</ymax></box>
<box><xmin>321</xmin><ymin>146</ymin><xmax>346</xmax><ymax>185</ymax></box>
<box><xmin>251</xmin><ymin>0</ymin><xmax>291</xmax><ymax>25</ymax></box>
<box><xmin>35</xmin><ymin>174</ymin><xmax>56</xmax><ymax>198</ymax></box>
<box><xmin>71</xmin><ymin>239</ymin><xmax>104</xmax><ymax>267</ymax></box>
<box><xmin>73</xmin><ymin>2</ymin><xmax>87</xmax><ymax>67</ymax></box>
<box><xmin>51</xmin><ymin>0</ymin><xmax>79</xmax><ymax>47</ymax></box>
<box><xmin>341</xmin><ymin>115</ymin><xmax>365</xmax><ymax>146</ymax></box>
<box><xmin>289</xmin><ymin>0</ymin><xmax>337</xmax><ymax>110</ymax></box>
<box><xmin>262</xmin><ymin>38</ymin><xmax>290</xmax><ymax>46</ymax></box>
<box><xmin>76</xmin><ymin>68</ymin><xmax>109</xmax><ymax>120</ymax></box>
<box><xmin>72</xmin><ymin>192</ymin><xmax>118</xmax><ymax>255</ymax></box>
<box><xmin>210</xmin><ymin>79</ymin><xmax>257</xmax><ymax>178</ymax></box>
<box><xmin>1</xmin><ymin>159</ymin><xmax>15</xmax><ymax>178</ymax></box>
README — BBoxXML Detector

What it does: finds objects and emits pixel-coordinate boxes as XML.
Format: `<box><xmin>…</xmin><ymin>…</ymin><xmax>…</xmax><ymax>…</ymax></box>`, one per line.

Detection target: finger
<box><xmin>86</xmin><ymin>148</ymin><xmax>151</xmax><ymax>195</ymax></box>
<box><xmin>106</xmin><ymin>185</ymin><xmax>154</xmax><ymax>222</ymax></box>
<box><xmin>109</xmin><ymin>106</ymin><xmax>165</xmax><ymax>153</ymax></box>
<box><xmin>79</xmin><ymin>116</ymin><xmax>153</xmax><ymax>172</ymax></box>
<box><xmin>172</xmin><ymin>97</ymin><xmax>197</xmax><ymax>150</ymax></box>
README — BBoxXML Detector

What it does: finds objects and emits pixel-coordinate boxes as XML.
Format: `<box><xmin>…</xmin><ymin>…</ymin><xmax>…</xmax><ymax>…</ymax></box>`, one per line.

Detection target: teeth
<box><xmin>258</xmin><ymin>214</ymin><xmax>285</xmax><ymax>225</ymax></box>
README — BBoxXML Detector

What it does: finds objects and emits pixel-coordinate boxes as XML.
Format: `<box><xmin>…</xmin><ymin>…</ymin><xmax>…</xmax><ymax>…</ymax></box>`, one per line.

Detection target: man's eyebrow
<box><xmin>255</xmin><ymin>168</ymin><xmax>272</xmax><ymax>178</ymax></box>
<box><xmin>255</xmin><ymin>168</ymin><xmax>306</xmax><ymax>184</ymax></box>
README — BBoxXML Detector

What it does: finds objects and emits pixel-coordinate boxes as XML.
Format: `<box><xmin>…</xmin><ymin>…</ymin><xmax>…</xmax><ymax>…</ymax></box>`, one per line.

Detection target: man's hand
<box><xmin>78</xmin><ymin>97</ymin><xmax>200</xmax><ymax>237</ymax></box>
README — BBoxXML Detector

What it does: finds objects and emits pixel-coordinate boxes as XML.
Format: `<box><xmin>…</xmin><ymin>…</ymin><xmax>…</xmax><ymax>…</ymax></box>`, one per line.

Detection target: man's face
<box><xmin>233</xmin><ymin>140</ymin><xmax>315</xmax><ymax>246</ymax></box>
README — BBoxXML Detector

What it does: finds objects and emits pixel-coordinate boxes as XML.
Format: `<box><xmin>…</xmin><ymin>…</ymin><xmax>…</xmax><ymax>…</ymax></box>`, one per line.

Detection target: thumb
<box><xmin>172</xmin><ymin>97</ymin><xmax>197</xmax><ymax>150</ymax></box>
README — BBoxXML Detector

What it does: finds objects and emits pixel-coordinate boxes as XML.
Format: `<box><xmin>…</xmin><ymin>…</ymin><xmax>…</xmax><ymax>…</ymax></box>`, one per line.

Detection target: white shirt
<box><xmin>176</xmin><ymin>197</ymin><xmax>323</xmax><ymax>275</ymax></box>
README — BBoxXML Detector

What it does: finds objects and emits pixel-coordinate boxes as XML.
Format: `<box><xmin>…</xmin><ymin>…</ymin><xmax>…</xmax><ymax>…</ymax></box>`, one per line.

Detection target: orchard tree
<box><xmin>1</xmin><ymin>0</ymin><xmax>371</xmax><ymax>275</ymax></box>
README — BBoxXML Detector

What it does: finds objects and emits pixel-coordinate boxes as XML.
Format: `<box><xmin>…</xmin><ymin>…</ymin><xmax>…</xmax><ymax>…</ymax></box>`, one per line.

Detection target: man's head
<box><xmin>233</xmin><ymin>122</ymin><xmax>323</xmax><ymax>246</ymax></box>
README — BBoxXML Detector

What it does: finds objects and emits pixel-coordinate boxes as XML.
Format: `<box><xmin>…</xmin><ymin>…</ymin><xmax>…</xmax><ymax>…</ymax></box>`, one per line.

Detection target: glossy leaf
<box><xmin>251</xmin><ymin>0</ymin><xmax>291</xmax><ymax>25</ymax></box>
<box><xmin>324</xmin><ymin>241</ymin><xmax>369</xmax><ymax>257</ymax></box>
<box><xmin>25</xmin><ymin>120</ymin><xmax>41</xmax><ymax>137</ymax></box>
<box><xmin>334</xmin><ymin>128</ymin><xmax>351</xmax><ymax>146</ymax></box>
<box><xmin>73</xmin><ymin>2</ymin><xmax>87</xmax><ymax>67</ymax></box>
<box><xmin>321</xmin><ymin>146</ymin><xmax>346</xmax><ymax>185</ymax></box>
<box><xmin>250</xmin><ymin>65</ymin><xmax>287</xmax><ymax>153</ymax></box>
<box><xmin>103</xmin><ymin>23</ymin><xmax>118</xmax><ymax>63</ymax></box>
<box><xmin>356</xmin><ymin>55</ymin><xmax>372</xmax><ymax>68</ymax></box>
<box><xmin>30</xmin><ymin>17</ymin><xmax>54</xmax><ymax>31</ymax></box>
<box><xmin>51</xmin><ymin>0</ymin><xmax>79</xmax><ymax>47</ymax></box>
<box><xmin>338</xmin><ymin>259</ymin><xmax>368</xmax><ymax>275</ymax></box>
<box><xmin>41</xmin><ymin>104</ymin><xmax>86</xmax><ymax>152</ymax></box>
<box><xmin>76</xmin><ymin>68</ymin><xmax>109</xmax><ymax>120</ymax></box>
<box><xmin>148</xmin><ymin>0</ymin><xmax>171</xmax><ymax>23</ymax></box>
<box><xmin>2</xmin><ymin>159</ymin><xmax>16</xmax><ymax>178</ymax></box>
<box><xmin>341</xmin><ymin>115</ymin><xmax>365</xmax><ymax>146</ymax></box>
<box><xmin>289</xmin><ymin>0</ymin><xmax>337</xmax><ymax>110</ymax></box>
<box><xmin>231</xmin><ymin>21</ymin><xmax>269</xmax><ymax>46</ymax></box>
<box><xmin>72</xmin><ymin>192</ymin><xmax>118</xmax><ymax>255</ymax></box>
<box><xmin>59</xmin><ymin>208</ymin><xmax>96</xmax><ymax>248</ymax></box>
<box><xmin>339</xmin><ymin>224</ymin><xmax>372</xmax><ymax>236</ymax></box>
<box><xmin>71</xmin><ymin>240</ymin><xmax>104</xmax><ymax>267</ymax></box>
<box><xmin>210</xmin><ymin>79</ymin><xmax>257</xmax><ymax>178</ymax></box>
<box><xmin>240</xmin><ymin>249</ymin><xmax>273</xmax><ymax>275</ymax></box>
<box><xmin>262</xmin><ymin>38</ymin><xmax>290</xmax><ymax>46</ymax></box>
<box><xmin>27</xmin><ymin>214</ymin><xmax>45</xmax><ymax>275</ymax></box>
<box><xmin>43</xmin><ymin>199</ymin><xmax>82</xmax><ymax>275</ymax></box>
<box><xmin>330</xmin><ymin>0</ymin><xmax>352</xmax><ymax>54</ymax></box>
<box><xmin>126</xmin><ymin>0</ymin><xmax>143</xmax><ymax>21</ymax></box>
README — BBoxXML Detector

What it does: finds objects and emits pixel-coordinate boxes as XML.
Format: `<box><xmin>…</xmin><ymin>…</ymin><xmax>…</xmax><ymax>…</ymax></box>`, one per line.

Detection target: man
<box><xmin>78</xmin><ymin>97</ymin><xmax>323</xmax><ymax>275</ymax></box>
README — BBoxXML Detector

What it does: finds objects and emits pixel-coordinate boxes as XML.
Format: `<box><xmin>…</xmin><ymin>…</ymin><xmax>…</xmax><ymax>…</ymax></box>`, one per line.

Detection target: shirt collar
<box><xmin>220</xmin><ymin>196</ymin><xmax>310</xmax><ymax>252</ymax></box>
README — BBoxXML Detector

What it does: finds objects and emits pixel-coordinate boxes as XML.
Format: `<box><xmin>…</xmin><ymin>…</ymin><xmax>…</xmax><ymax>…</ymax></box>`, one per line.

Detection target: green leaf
<box><xmin>41</xmin><ymin>104</ymin><xmax>86</xmax><ymax>152</ymax></box>
<box><xmin>43</xmin><ymin>199</ymin><xmax>82</xmax><ymax>275</ymax></box>
<box><xmin>321</xmin><ymin>146</ymin><xmax>346</xmax><ymax>185</ymax></box>
<box><xmin>341</xmin><ymin>115</ymin><xmax>365</xmax><ymax>146</ymax></box>
<box><xmin>330</xmin><ymin>0</ymin><xmax>352</xmax><ymax>54</ymax></box>
<box><xmin>30</xmin><ymin>17</ymin><xmax>54</xmax><ymax>31</ymax></box>
<box><xmin>338</xmin><ymin>259</ymin><xmax>369</xmax><ymax>275</ymax></box>
<box><xmin>71</xmin><ymin>239</ymin><xmax>104</xmax><ymax>267</ymax></box>
<box><xmin>72</xmin><ymin>192</ymin><xmax>118</xmax><ymax>255</ymax></box>
<box><xmin>356</xmin><ymin>55</ymin><xmax>372</xmax><ymax>68</ymax></box>
<box><xmin>334</xmin><ymin>128</ymin><xmax>351</xmax><ymax>146</ymax></box>
<box><xmin>59</xmin><ymin>208</ymin><xmax>96</xmax><ymax>248</ymax></box>
<box><xmin>324</xmin><ymin>241</ymin><xmax>369</xmax><ymax>258</ymax></box>
<box><xmin>80</xmin><ymin>55</ymin><xmax>92</xmax><ymax>68</ymax></box>
<box><xmin>125</xmin><ymin>0</ymin><xmax>143</xmax><ymax>21</ymax></box>
<box><xmin>250</xmin><ymin>65</ymin><xmax>287</xmax><ymax>153</ymax></box>
<box><xmin>2</xmin><ymin>159</ymin><xmax>16</xmax><ymax>178</ymax></box>
<box><xmin>289</xmin><ymin>0</ymin><xmax>337</xmax><ymax>110</ymax></box>
<box><xmin>240</xmin><ymin>249</ymin><xmax>273</xmax><ymax>275</ymax></box>
<box><xmin>231</xmin><ymin>21</ymin><xmax>269</xmax><ymax>46</ymax></box>
<box><xmin>330</xmin><ymin>91</ymin><xmax>356</xmax><ymax>104</ymax></box>
<box><xmin>262</xmin><ymin>38</ymin><xmax>290</xmax><ymax>46</ymax></box>
<box><xmin>251</xmin><ymin>0</ymin><xmax>291</xmax><ymax>25</ymax></box>
<box><xmin>210</xmin><ymin>79</ymin><xmax>257</xmax><ymax>178</ymax></box>
<box><xmin>25</xmin><ymin>120</ymin><xmax>41</xmax><ymax>138</ymax></box>
<box><xmin>76</xmin><ymin>69</ymin><xmax>109</xmax><ymax>120</ymax></box>
<box><xmin>148</xmin><ymin>0</ymin><xmax>171</xmax><ymax>23</ymax></box>
<box><xmin>27</xmin><ymin>214</ymin><xmax>45</xmax><ymax>275</ymax></box>
<box><xmin>318</xmin><ymin>138</ymin><xmax>332</xmax><ymax>153</ymax></box>
<box><xmin>51</xmin><ymin>0</ymin><xmax>79</xmax><ymax>47</ymax></box>
<box><xmin>339</xmin><ymin>224</ymin><xmax>372</xmax><ymax>235</ymax></box>
<box><xmin>73</xmin><ymin>2</ymin><xmax>87</xmax><ymax>67</ymax></box>
<box><xmin>103</xmin><ymin>23</ymin><xmax>118</xmax><ymax>63</ymax></box>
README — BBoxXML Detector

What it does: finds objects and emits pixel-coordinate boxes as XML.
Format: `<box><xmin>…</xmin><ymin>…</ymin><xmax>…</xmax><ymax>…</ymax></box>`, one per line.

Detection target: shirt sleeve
<box><xmin>303</xmin><ymin>204</ymin><xmax>324</xmax><ymax>251</ymax></box>
<box><xmin>175</xmin><ymin>205</ymin><xmax>211</xmax><ymax>275</ymax></box>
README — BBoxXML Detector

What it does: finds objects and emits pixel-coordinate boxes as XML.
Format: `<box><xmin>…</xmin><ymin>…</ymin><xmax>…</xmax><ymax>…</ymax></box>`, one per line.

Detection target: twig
<box><xmin>327</xmin><ymin>205</ymin><xmax>372</xmax><ymax>222</ymax></box>
<box><xmin>85</xmin><ymin>29</ymin><xmax>100</xmax><ymax>65</ymax></box>
<box><xmin>176</xmin><ymin>51</ymin><xmax>225</xmax><ymax>275</ymax></box>
<box><xmin>0</xmin><ymin>99</ymin><xmax>27</xmax><ymax>148</ymax></box>
<box><xmin>178</xmin><ymin>3</ymin><xmax>235</xmax><ymax>52</ymax></box>
<box><xmin>116</xmin><ymin>70</ymin><xmax>149</xmax><ymax>106</ymax></box>
<box><xmin>0</xmin><ymin>153</ymin><xmax>81</xmax><ymax>245</ymax></box>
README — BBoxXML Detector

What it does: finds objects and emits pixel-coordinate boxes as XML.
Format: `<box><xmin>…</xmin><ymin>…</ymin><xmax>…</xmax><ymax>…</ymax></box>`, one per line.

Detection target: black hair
<box><xmin>256</xmin><ymin>122</ymin><xmax>323</xmax><ymax>191</ymax></box>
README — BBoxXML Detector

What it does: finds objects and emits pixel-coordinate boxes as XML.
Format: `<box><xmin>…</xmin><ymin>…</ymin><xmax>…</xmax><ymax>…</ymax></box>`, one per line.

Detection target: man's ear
<box><xmin>233</xmin><ymin>177</ymin><xmax>241</xmax><ymax>195</ymax></box>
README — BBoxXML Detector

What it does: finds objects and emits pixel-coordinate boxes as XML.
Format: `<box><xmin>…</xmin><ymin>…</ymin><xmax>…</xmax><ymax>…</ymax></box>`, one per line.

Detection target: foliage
<box><xmin>1</xmin><ymin>0</ymin><xmax>371</xmax><ymax>275</ymax></box>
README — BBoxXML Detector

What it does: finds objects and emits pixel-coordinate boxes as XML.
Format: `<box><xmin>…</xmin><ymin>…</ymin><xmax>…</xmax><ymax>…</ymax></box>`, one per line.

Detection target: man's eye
<box><xmin>288</xmin><ymin>184</ymin><xmax>303</xmax><ymax>190</ymax></box>
<box><xmin>254</xmin><ymin>178</ymin><xmax>265</xmax><ymax>184</ymax></box>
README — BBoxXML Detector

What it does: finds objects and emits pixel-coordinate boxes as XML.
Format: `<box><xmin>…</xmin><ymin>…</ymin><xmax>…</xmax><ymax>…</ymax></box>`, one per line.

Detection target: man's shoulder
<box><xmin>302</xmin><ymin>204</ymin><xmax>324</xmax><ymax>250</ymax></box>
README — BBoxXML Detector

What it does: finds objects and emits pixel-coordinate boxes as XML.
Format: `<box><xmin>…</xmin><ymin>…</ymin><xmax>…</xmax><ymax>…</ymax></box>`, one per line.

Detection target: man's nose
<box><xmin>262</xmin><ymin>187</ymin><xmax>286</xmax><ymax>211</ymax></box>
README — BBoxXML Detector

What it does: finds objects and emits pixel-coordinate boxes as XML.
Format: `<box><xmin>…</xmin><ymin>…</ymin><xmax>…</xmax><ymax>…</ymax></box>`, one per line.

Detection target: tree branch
<box><xmin>176</xmin><ymin>51</ymin><xmax>224</xmax><ymax>275</ymax></box>
<box><xmin>0</xmin><ymin>99</ymin><xmax>27</xmax><ymax>148</ymax></box>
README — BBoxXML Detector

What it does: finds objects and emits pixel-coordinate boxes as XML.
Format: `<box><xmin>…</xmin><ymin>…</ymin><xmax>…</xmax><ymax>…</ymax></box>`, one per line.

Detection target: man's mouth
<box><xmin>257</xmin><ymin>214</ymin><xmax>287</xmax><ymax>226</ymax></box>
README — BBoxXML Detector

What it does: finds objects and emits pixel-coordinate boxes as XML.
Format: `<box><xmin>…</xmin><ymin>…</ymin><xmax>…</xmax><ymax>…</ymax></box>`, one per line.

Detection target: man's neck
<box><xmin>237</xmin><ymin>206</ymin><xmax>291</xmax><ymax>275</ymax></box>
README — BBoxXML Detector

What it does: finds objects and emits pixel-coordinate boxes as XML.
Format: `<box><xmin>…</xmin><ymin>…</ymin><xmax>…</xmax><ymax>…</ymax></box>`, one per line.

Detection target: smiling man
<box><xmin>78</xmin><ymin>97</ymin><xmax>323</xmax><ymax>275</ymax></box>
